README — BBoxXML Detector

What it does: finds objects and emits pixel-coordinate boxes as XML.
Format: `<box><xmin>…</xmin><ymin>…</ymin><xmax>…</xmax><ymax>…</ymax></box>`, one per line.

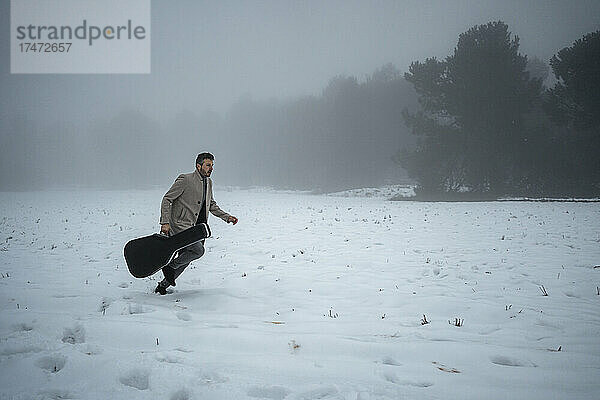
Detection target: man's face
<box><xmin>197</xmin><ymin>159</ymin><xmax>213</xmax><ymax>177</ymax></box>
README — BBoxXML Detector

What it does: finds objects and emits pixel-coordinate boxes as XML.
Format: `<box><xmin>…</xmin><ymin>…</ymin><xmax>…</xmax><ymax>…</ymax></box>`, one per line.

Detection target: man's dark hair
<box><xmin>196</xmin><ymin>152</ymin><xmax>214</xmax><ymax>166</ymax></box>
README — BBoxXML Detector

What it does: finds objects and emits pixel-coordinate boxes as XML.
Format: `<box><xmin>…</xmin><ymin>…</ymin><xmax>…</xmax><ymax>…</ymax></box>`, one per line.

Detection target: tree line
<box><xmin>220</xmin><ymin>65</ymin><xmax>417</xmax><ymax>191</ymax></box>
<box><xmin>1</xmin><ymin>21</ymin><xmax>597</xmax><ymax>196</ymax></box>
<box><xmin>0</xmin><ymin>64</ymin><xmax>418</xmax><ymax>191</ymax></box>
<box><xmin>399</xmin><ymin>21</ymin><xmax>599</xmax><ymax>199</ymax></box>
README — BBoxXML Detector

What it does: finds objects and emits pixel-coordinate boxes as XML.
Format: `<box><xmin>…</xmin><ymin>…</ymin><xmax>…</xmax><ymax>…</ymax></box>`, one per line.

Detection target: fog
<box><xmin>1</xmin><ymin>0</ymin><xmax>598</xmax><ymax>192</ymax></box>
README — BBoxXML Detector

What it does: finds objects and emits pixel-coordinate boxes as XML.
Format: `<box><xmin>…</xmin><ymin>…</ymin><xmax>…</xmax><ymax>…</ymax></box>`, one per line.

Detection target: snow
<box><xmin>0</xmin><ymin>189</ymin><xmax>599</xmax><ymax>400</ymax></box>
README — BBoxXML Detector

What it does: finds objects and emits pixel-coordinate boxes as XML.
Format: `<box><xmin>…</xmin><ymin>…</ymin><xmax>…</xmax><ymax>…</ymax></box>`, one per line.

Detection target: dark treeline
<box><xmin>0</xmin><ymin>64</ymin><xmax>417</xmax><ymax>192</ymax></box>
<box><xmin>223</xmin><ymin>64</ymin><xmax>417</xmax><ymax>191</ymax></box>
<box><xmin>1</xmin><ymin>21</ymin><xmax>598</xmax><ymax>197</ymax></box>
<box><xmin>399</xmin><ymin>21</ymin><xmax>599</xmax><ymax>199</ymax></box>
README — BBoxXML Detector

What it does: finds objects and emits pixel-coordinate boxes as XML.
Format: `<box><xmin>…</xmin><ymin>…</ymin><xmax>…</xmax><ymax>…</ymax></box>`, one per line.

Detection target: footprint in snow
<box><xmin>247</xmin><ymin>385</ymin><xmax>290</xmax><ymax>399</ymax></box>
<box><xmin>122</xmin><ymin>303</ymin><xmax>154</xmax><ymax>315</ymax></box>
<box><xmin>118</xmin><ymin>282</ymin><xmax>130</xmax><ymax>288</ymax></box>
<box><xmin>37</xmin><ymin>389</ymin><xmax>75</xmax><ymax>399</ymax></box>
<box><xmin>198</xmin><ymin>370</ymin><xmax>228</xmax><ymax>385</ymax></box>
<box><xmin>119</xmin><ymin>368</ymin><xmax>150</xmax><ymax>390</ymax></box>
<box><xmin>170</xmin><ymin>388</ymin><xmax>192</xmax><ymax>400</ymax></box>
<box><xmin>51</xmin><ymin>294</ymin><xmax>80</xmax><ymax>298</ymax></box>
<box><xmin>174</xmin><ymin>347</ymin><xmax>194</xmax><ymax>353</ymax></box>
<box><xmin>382</xmin><ymin>372</ymin><xmax>433</xmax><ymax>387</ymax></box>
<box><xmin>62</xmin><ymin>324</ymin><xmax>85</xmax><ymax>344</ymax></box>
<box><xmin>155</xmin><ymin>353</ymin><xmax>184</xmax><ymax>364</ymax></box>
<box><xmin>490</xmin><ymin>355</ymin><xmax>536</xmax><ymax>367</ymax></box>
<box><xmin>176</xmin><ymin>311</ymin><xmax>192</xmax><ymax>321</ymax></box>
<box><xmin>0</xmin><ymin>338</ymin><xmax>43</xmax><ymax>357</ymax></box>
<box><xmin>380</xmin><ymin>356</ymin><xmax>402</xmax><ymax>366</ymax></box>
<box><xmin>12</xmin><ymin>321</ymin><xmax>34</xmax><ymax>332</ymax></box>
<box><xmin>295</xmin><ymin>385</ymin><xmax>339</xmax><ymax>399</ymax></box>
<box><xmin>36</xmin><ymin>354</ymin><xmax>67</xmax><ymax>373</ymax></box>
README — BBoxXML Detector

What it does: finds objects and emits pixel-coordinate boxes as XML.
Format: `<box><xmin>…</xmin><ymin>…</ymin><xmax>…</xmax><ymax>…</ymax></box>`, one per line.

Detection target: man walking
<box><xmin>155</xmin><ymin>152</ymin><xmax>238</xmax><ymax>294</ymax></box>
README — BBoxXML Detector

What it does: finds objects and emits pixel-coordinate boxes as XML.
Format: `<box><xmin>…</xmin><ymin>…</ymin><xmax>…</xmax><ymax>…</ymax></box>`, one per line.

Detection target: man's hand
<box><xmin>160</xmin><ymin>223</ymin><xmax>170</xmax><ymax>235</ymax></box>
<box><xmin>227</xmin><ymin>216</ymin><xmax>238</xmax><ymax>225</ymax></box>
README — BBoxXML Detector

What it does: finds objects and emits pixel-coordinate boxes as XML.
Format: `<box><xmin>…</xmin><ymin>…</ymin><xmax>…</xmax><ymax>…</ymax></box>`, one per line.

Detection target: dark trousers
<box><xmin>159</xmin><ymin>239</ymin><xmax>205</xmax><ymax>287</ymax></box>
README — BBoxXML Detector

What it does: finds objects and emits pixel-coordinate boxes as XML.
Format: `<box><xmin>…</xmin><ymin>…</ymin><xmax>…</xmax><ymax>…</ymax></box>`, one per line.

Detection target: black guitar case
<box><xmin>124</xmin><ymin>223</ymin><xmax>211</xmax><ymax>278</ymax></box>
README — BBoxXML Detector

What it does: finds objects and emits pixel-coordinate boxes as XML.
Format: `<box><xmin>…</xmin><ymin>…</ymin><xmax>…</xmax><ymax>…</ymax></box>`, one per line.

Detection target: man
<box><xmin>155</xmin><ymin>152</ymin><xmax>238</xmax><ymax>295</ymax></box>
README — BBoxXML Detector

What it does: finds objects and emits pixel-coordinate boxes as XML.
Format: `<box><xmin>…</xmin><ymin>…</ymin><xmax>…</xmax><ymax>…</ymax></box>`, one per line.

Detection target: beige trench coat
<box><xmin>160</xmin><ymin>169</ymin><xmax>231</xmax><ymax>234</ymax></box>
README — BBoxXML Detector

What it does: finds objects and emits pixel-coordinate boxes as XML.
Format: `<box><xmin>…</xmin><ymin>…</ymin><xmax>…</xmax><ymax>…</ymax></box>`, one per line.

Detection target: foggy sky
<box><xmin>1</xmin><ymin>0</ymin><xmax>599</xmax><ymax>190</ymax></box>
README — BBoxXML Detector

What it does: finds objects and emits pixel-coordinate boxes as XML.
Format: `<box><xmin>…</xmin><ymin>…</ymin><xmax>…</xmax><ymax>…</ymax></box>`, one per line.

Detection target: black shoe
<box><xmin>154</xmin><ymin>283</ymin><xmax>167</xmax><ymax>295</ymax></box>
<box><xmin>162</xmin><ymin>266</ymin><xmax>176</xmax><ymax>287</ymax></box>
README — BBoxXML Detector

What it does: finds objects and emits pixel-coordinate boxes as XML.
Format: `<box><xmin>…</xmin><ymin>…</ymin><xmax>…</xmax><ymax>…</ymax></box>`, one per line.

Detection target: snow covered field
<box><xmin>1</xmin><ymin>189</ymin><xmax>599</xmax><ymax>400</ymax></box>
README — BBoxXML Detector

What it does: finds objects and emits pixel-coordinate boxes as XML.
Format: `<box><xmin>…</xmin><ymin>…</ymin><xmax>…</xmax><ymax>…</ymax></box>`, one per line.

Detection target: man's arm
<box><xmin>160</xmin><ymin>174</ymin><xmax>186</xmax><ymax>225</ymax></box>
<box><xmin>209</xmin><ymin>197</ymin><xmax>232</xmax><ymax>222</ymax></box>
<box><xmin>208</xmin><ymin>184</ymin><xmax>237</xmax><ymax>224</ymax></box>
